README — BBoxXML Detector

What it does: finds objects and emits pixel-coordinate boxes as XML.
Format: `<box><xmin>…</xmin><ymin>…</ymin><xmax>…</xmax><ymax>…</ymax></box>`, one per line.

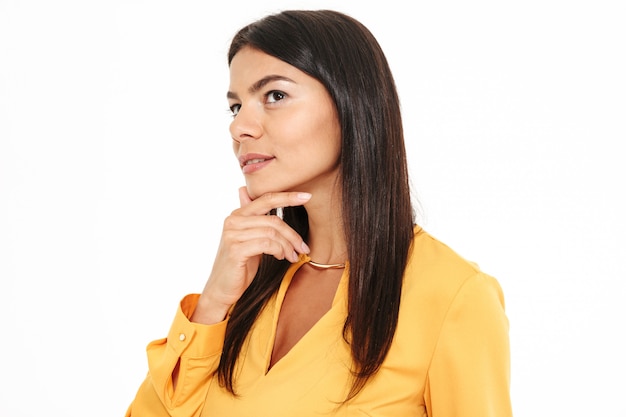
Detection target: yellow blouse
<box><xmin>126</xmin><ymin>228</ymin><xmax>512</xmax><ymax>416</ymax></box>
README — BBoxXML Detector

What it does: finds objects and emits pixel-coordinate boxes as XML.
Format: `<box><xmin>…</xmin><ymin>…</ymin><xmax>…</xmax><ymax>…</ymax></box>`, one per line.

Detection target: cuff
<box><xmin>166</xmin><ymin>294</ymin><xmax>228</xmax><ymax>358</ymax></box>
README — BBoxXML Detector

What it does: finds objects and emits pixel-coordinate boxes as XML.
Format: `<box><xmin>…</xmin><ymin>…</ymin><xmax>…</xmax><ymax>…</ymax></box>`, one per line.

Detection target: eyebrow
<box><xmin>226</xmin><ymin>75</ymin><xmax>296</xmax><ymax>100</ymax></box>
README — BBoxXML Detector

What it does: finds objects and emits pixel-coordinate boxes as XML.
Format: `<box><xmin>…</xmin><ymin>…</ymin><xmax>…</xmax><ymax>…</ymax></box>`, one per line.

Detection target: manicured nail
<box><xmin>291</xmin><ymin>251</ymin><xmax>299</xmax><ymax>262</ymax></box>
<box><xmin>301</xmin><ymin>241</ymin><xmax>310</xmax><ymax>253</ymax></box>
<box><xmin>297</xmin><ymin>192</ymin><xmax>312</xmax><ymax>201</ymax></box>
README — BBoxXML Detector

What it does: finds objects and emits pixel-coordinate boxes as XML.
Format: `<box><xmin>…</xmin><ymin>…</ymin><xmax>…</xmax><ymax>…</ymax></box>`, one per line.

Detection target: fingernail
<box><xmin>292</xmin><ymin>251</ymin><xmax>299</xmax><ymax>262</ymax></box>
<box><xmin>297</xmin><ymin>192</ymin><xmax>312</xmax><ymax>201</ymax></box>
<box><xmin>301</xmin><ymin>241</ymin><xmax>310</xmax><ymax>253</ymax></box>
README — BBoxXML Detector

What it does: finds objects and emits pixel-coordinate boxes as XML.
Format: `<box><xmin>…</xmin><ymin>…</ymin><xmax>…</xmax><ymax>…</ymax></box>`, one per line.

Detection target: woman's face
<box><xmin>228</xmin><ymin>46</ymin><xmax>342</xmax><ymax>201</ymax></box>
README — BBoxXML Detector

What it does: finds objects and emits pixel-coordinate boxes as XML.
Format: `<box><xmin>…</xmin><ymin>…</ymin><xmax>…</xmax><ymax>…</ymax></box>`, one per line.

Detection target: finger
<box><xmin>234</xmin><ymin>236</ymin><xmax>300</xmax><ymax>263</ymax></box>
<box><xmin>238</xmin><ymin>186</ymin><xmax>253</xmax><ymax>208</ymax></box>
<box><xmin>237</xmin><ymin>191</ymin><xmax>312</xmax><ymax>216</ymax></box>
<box><xmin>223</xmin><ymin>215</ymin><xmax>310</xmax><ymax>256</ymax></box>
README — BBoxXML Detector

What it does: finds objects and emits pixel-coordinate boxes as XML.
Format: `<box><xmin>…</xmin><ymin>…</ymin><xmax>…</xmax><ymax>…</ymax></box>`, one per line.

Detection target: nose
<box><xmin>230</xmin><ymin>104</ymin><xmax>263</xmax><ymax>143</ymax></box>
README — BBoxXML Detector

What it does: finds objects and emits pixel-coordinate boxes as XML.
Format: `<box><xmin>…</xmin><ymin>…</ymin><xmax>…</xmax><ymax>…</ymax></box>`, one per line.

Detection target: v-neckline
<box><xmin>264</xmin><ymin>254</ymin><xmax>348</xmax><ymax>375</ymax></box>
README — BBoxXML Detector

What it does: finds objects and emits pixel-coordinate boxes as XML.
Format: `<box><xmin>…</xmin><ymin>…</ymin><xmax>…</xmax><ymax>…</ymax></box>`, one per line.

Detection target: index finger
<box><xmin>239</xmin><ymin>191</ymin><xmax>312</xmax><ymax>216</ymax></box>
<box><xmin>238</xmin><ymin>186</ymin><xmax>253</xmax><ymax>208</ymax></box>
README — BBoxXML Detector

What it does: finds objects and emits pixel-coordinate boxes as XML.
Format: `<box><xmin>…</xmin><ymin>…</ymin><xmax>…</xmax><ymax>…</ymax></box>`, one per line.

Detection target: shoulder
<box><xmin>405</xmin><ymin>226</ymin><xmax>482</xmax><ymax>288</ymax></box>
<box><xmin>401</xmin><ymin>226</ymin><xmax>504</xmax><ymax>317</ymax></box>
<box><xmin>390</xmin><ymin>227</ymin><xmax>508</xmax><ymax>382</ymax></box>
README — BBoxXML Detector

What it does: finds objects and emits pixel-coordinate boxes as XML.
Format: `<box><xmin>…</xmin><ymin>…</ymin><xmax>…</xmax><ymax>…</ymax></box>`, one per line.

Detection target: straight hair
<box><xmin>220</xmin><ymin>9</ymin><xmax>415</xmax><ymax>400</ymax></box>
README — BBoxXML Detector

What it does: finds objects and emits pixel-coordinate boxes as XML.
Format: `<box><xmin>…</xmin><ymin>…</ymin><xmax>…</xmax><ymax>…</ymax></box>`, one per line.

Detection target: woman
<box><xmin>126</xmin><ymin>9</ymin><xmax>512</xmax><ymax>417</ymax></box>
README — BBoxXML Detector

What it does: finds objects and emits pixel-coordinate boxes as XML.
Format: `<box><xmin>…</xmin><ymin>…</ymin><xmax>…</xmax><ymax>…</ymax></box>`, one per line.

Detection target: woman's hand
<box><xmin>190</xmin><ymin>187</ymin><xmax>311</xmax><ymax>324</ymax></box>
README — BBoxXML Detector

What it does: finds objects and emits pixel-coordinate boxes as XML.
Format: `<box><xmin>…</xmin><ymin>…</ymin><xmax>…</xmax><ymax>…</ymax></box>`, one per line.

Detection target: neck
<box><xmin>302</xmin><ymin>186</ymin><xmax>347</xmax><ymax>265</ymax></box>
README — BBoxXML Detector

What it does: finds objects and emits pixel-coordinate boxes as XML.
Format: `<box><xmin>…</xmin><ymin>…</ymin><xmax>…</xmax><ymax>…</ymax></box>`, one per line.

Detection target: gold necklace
<box><xmin>275</xmin><ymin>208</ymin><xmax>345</xmax><ymax>269</ymax></box>
<box><xmin>307</xmin><ymin>260</ymin><xmax>346</xmax><ymax>269</ymax></box>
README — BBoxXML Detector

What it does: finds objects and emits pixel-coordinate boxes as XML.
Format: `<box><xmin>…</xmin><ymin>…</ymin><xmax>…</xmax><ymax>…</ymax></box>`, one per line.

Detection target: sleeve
<box><xmin>424</xmin><ymin>273</ymin><xmax>512</xmax><ymax>417</ymax></box>
<box><xmin>125</xmin><ymin>294</ymin><xmax>228</xmax><ymax>417</ymax></box>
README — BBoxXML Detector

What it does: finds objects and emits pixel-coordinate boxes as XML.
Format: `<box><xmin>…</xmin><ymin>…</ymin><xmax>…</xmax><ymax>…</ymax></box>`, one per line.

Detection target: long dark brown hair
<box><xmin>219</xmin><ymin>9</ymin><xmax>415</xmax><ymax>400</ymax></box>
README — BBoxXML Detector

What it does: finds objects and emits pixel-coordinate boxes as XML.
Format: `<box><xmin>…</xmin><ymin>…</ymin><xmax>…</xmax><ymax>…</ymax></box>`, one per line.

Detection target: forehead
<box><xmin>228</xmin><ymin>47</ymin><xmax>308</xmax><ymax>90</ymax></box>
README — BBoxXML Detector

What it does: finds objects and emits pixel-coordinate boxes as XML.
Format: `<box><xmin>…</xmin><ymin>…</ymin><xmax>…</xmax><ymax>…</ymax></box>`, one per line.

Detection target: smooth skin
<box><xmin>190</xmin><ymin>190</ymin><xmax>313</xmax><ymax>325</ymax></box>
<box><xmin>227</xmin><ymin>47</ymin><xmax>342</xmax><ymax>201</ymax></box>
<box><xmin>190</xmin><ymin>46</ymin><xmax>347</xmax><ymax>348</ymax></box>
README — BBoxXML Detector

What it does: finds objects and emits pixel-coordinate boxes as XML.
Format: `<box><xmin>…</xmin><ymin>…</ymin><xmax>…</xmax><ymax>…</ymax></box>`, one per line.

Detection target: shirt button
<box><xmin>179</xmin><ymin>333</ymin><xmax>186</xmax><ymax>341</ymax></box>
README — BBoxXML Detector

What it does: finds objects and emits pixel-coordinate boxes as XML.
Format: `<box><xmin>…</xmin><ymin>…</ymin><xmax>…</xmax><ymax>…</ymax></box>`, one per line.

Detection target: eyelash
<box><xmin>228</xmin><ymin>90</ymin><xmax>287</xmax><ymax>117</ymax></box>
<box><xmin>229</xmin><ymin>104</ymin><xmax>241</xmax><ymax>116</ymax></box>
<box><xmin>266</xmin><ymin>90</ymin><xmax>286</xmax><ymax>104</ymax></box>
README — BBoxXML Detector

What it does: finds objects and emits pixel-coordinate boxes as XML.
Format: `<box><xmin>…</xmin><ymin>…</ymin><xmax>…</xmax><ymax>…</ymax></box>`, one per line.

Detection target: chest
<box><xmin>202</xmin><ymin>269</ymin><xmax>433</xmax><ymax>416</ymax></box>
<box><xmin>269</xmin><ymin>265</ymin><xmax>343</xmax><ymax>369</ymax></box>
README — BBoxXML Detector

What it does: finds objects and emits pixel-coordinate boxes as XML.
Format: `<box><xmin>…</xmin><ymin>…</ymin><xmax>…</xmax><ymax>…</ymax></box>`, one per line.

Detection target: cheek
<box><xmin>316</xmin><ymin>95</ymin><xmax>341</xmax><ymax>144</ymax></box>
<box><xmin>317</xmin><ymin>109</ymin><xmax>342</xmax><ymax>157</ymax></box>
<box><xmin>299</xmin><ymin>101</ymin><xmax>340</xmax><ymax>145</ymax></box>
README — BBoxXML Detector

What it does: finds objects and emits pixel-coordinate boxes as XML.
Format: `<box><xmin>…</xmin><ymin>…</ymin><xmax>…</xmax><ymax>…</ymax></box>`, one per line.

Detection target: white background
<box><xmin>1</xmin><ymin>0</ymin><xmax>625</xmax><ymax>416</ymax></box>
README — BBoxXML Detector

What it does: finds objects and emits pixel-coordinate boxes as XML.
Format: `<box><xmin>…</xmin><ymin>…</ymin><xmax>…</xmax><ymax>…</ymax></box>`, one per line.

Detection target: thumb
<box><xmin>238</xmin><ymin>186</ymin><xmax>253</xmax><ymax>208</ymax></box>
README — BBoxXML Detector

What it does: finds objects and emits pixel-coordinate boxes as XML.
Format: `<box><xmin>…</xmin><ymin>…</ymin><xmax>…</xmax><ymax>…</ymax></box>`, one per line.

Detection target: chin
<box><xmin>245</xmin><ymin>179</ymin><xmax>301</xmax><ymax>201</ymax></box>
<box><xmin>245</xmin><ymin>183</ymin><xmax>280</xmax><ymax>201</ymax></box>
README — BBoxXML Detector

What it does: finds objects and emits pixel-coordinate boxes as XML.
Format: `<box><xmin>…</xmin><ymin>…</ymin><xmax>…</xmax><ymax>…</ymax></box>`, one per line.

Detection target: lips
<box><xmin>244</xmin><ymin>158</ymin><xmax>268</xmax><ymax>166</ymax></box>
<box><xmin>239</xmin><ymin>153</ymin><xmax>275</xmax><ymax>174</ymax></box>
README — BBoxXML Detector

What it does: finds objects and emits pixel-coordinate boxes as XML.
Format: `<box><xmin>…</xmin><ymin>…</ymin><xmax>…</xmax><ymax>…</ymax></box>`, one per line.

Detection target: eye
<box><xmin>229</xmin><ymin>103</ymin><xmax>241</xmax><ymax>116</ymax></box>
<box><xmin>266</xmin><ymin>90</ymin><xmax>286</xmax><ymax>104</ymax></box>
